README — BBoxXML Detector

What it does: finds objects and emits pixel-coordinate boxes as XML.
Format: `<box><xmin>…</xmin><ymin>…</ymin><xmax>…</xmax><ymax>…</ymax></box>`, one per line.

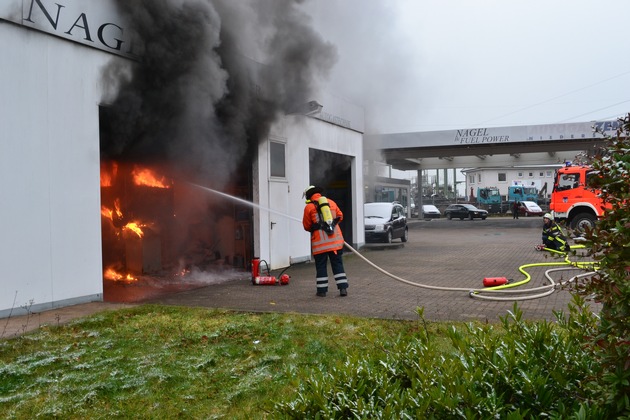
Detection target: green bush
<box><xmin>274</xmin><ymin>301</ymin><xmax>602</xmax><ymax>419</ymax></box>
<box><xmin>577</xmin><ymin>114</ymin><xmax>630</xmax><ymax>417</ymax></box>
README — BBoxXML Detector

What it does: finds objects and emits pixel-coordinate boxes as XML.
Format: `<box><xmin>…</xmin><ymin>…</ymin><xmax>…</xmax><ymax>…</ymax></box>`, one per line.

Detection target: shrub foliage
<box><xmin>275</xmin><ymin>302</ymin><xmax>604</xmax><ymax>419</ymax></box>
<box><xmin>578</xmin><ymin>114</ymin><xmax>630</xmax><ymax>417</ymax></box>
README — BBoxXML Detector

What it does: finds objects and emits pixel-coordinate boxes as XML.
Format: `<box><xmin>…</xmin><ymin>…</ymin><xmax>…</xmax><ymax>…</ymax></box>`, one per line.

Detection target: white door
<box><xmin>268</xmin><ymin>181</ymin><xmax>291</xmax><ymax>269</ymax></box>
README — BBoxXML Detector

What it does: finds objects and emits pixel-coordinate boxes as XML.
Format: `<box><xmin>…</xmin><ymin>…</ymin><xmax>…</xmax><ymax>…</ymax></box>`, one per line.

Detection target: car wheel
<box><xmin>482</xmin><ymin>217</ymin><xmax>487</xmax><ymax>220</ymax></box>
<box><xmin>401</xmin><ymin>227</ymin><xmax>408</xmax><ymax>242</ymax></box>
<box><xmin>385</xmin><ymin>230</ymin><xmax>393</xmax><ymax>244</ymax></box>
<box><xmin>468</xmin><ymin>213</ymin><xmax>473</xmax><ymax>221</ymax></box>
<box><xmin>447</xmin><ymin>214</ymin><xmax>452</xmax><ymax>220</ymax></box>
<box><xmin>459</xmin><ymin>217</ymin><xmax>464</xmax><ymax>220</ymax></box>
<box><xmin>570</xmin><ymin>212</ymin><xmax>597</xmax><ymax>233</ymax></box>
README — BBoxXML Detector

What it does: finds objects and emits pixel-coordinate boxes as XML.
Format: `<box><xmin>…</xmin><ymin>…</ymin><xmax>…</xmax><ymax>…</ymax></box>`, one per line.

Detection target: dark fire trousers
<box><xmin>314</xmin><ymin>250</ymin><xmax>348</xmax><ymax>293</ymax></box>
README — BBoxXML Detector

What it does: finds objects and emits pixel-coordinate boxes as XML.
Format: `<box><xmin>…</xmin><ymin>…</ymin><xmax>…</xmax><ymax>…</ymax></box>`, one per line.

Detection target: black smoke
<box><xmin>100</xmin><ymin>0</ymin><xmax>337</xmax><ymax>186</ymax></box>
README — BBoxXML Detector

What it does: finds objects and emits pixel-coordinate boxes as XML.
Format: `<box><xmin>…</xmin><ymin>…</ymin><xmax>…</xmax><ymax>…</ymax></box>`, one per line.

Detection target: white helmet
<box><xmin>302</xmin><ymin>185</ymin><xmax>323</xmax><ymax>199</ymax></box>
<box><xmin>543</xmin><ymin>213</ymin><xmax>553</xmax><ymax>221</ymax></box>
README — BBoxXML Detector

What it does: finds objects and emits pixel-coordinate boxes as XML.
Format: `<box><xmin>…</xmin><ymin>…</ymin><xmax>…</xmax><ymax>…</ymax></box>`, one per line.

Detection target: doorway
<box><xmin>308</xmin><ymin>149</ymin><xmax>354</xmax><ymax>244</ymax></box>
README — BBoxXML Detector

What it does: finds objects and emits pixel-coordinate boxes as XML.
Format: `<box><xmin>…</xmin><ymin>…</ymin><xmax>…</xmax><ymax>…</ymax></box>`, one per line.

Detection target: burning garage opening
<box><xmin>0</xmin><ymin>0</ymin><xmax>364</xmax><ymax>316</ymax></box>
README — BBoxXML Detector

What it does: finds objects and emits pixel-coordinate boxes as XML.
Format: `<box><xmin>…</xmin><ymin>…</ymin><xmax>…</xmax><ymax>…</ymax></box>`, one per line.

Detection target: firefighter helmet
<box><xmin>302</xmin><ymin>185</ymin><xmax>323</xmax><ymax>199</ymax></box>
<box><xmin>543</xmin><ymin>213</ymin><xmax>553</xmax><ymax>221</ymax></box>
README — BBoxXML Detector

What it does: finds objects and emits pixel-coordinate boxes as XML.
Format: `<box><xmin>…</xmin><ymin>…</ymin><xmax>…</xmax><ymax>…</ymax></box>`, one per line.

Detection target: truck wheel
<box><xmin>570</xmin><ymin>212</ymin><xmax>596</xmax><ymax>233</ymax></box>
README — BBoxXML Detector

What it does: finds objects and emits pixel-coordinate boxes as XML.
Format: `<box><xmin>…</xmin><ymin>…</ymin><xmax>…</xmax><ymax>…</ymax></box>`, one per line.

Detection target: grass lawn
<box><xmin>0</xmin><ymin>302</ymin><xmax>600</xmax><ymax>418</ymax></box>
<box><xmin>0</xmin><ymin>305</ymin><xmax>437</xmax><ymax>418</ymax></box>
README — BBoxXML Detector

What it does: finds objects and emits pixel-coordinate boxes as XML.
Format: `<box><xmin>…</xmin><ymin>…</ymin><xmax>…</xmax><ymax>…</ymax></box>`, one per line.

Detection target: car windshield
<box><xmin>364</xmin><ymin>203</ymin><xmax>392</xmax><ymax>219</ymax></box>
<box><xmin>522</xmin><ymin>201</ymin><xmax>541</xmax><ymax>209</ymax></box>
<box><xmin>423</xmin><ymin>205</ymin><xmax>438</xmax><ymax>212</ymax></box>
<box><xmin>461</xmin><ymin>204</ymin><xmax>479</xmax><ymax>210</ymax></box>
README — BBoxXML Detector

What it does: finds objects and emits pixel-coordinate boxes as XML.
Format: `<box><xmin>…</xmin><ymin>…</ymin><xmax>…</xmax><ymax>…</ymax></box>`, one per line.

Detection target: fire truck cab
<box><xmin>550</xmin><ymin>163</ymin><xmax>607</xmax><ymax>232</ymax></box>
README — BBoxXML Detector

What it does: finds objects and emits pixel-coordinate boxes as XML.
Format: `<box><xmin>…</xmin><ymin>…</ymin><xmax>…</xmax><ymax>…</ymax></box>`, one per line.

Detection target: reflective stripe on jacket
<box><xmin>302</xmin><ymin>193</ymin><xmax>345</xmax><ymax>255</ymax></box>
<box><xmin>542</xmin><ymin>222</ymin><xmax>567</xmax><ymax>243</ymax></box>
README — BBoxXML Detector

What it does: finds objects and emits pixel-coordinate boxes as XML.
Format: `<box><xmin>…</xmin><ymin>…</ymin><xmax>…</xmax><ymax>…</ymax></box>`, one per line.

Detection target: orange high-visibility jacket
<box><xmin>302</xmin><ymin>193</ymin><xmax>345</xmax><ymax>255</ymax></box>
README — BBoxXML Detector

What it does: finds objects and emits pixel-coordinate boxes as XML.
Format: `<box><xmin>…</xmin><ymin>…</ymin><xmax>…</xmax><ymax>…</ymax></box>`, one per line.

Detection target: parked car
<box><xmin>444</xmin><ymin>204</ymin><xmax>488</xmax><ymax>220</ymax></box>
<box><xmin>364</xmin><ymin>202</ymin><xmax>408</xmax><ymax>243</ymax></box>
<box><xmin>518</xmin><ymin>200</ymin><xmax>543</xmax><ymax>217</ymax></box>
<box><xmin>421</xmin><ymin>204</ymin><xmax>441</xmax><ymax>219</ymax></box>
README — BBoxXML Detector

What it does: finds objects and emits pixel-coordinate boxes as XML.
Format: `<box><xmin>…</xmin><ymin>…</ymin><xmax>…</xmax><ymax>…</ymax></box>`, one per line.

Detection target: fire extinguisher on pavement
<box><xmin>251</xmin><ymin>257</ymin><xmax>290</xmax><ymax>285</ymax></box>
<box><xmin>482</xmin><ymin>277</ymin><xmax>510</xmax><ymax>287</ymax></box>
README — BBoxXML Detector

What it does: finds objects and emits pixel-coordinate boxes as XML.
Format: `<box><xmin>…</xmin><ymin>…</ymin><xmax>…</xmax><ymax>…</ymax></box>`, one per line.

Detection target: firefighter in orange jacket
<box><xmin>302</xmin><ymin>186</ymin><xmax>349</xmax><ymax>297</ymax></box>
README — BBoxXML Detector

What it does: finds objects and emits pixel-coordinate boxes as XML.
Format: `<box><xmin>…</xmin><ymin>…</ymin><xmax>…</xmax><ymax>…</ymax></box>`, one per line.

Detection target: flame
<box><xmin>100</xmin><ymin>162</ymin><xmax>118</xmax><ymax>187</ymax></box>
<box><xmin>101</xmin><ymin>199</ymin><xmax>124</xmax><ymax>222</ymax></box>
<box><xmin>114</xmin><ymin>199</ymin><xmax>123</xmax><ymax>218</ymax></box>
<box><xmin>101</xmin><ymin>206</ymin><xmax>113</xmax><ymax>220</ymax></box>
<box><xmin>102</xmin><ymin>199</ymin><xmax>145</xmax><ymax>237</ymax></box>
<box><xmin>124</xmin><ymin>222</ymin><xmax>145</xmax><ymax>238</ymax></box>
<box><xmin>103</xmin><ymin>268</ymin><xmax>137</xmax><ymax>282</ymax></box>
<box><xmin>132</xmin><ymin>166</ymin><xmax>170</xmax><ymax>188</ymax></box>
<box><xmin>101</xmin><ymin>173</ymin><xmax>112</xmax><ymax>187</ymax></box>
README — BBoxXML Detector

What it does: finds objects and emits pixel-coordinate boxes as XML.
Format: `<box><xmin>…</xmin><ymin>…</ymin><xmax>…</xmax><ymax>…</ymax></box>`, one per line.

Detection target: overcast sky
<box><xmin>302</xmin><ymin>0</ymin><xmax>630</xmax><ymax>134</ymax></box>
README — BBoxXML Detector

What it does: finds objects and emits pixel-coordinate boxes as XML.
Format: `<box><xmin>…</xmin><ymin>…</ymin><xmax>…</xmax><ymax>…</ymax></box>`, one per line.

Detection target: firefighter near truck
<box><xmin>550</xmin><ymin>163</ymin><xmax>608</xmax><ymax>232</ymax></box>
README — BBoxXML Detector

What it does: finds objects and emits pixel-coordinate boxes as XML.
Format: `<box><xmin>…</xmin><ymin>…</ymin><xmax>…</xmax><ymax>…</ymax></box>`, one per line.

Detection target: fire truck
<box><xmin>550</xmin><ymin>163</ymin><xmax>609</xmax><ymax>231</ymax></box>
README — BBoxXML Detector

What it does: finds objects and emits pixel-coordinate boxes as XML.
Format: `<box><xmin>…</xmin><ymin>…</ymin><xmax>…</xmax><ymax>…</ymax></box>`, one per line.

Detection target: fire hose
<box><xmin>342</xmin><ymin>241</ymin><xmax>598</xmax><ymax>302</ymax></box>
<box><xmin>192</xmin><ymin>184</ymin><xmax>597</xmax><ymax>302</ymax></box>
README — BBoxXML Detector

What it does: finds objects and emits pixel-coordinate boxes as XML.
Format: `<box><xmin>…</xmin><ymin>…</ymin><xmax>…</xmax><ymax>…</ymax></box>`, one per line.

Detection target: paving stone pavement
<box><xmin>147</xmin><ymin>217</ymin><xmax>597</xmax><ymax>322</ymax></box>
<box><xmin>2</xmin><ymin>217</ymin><xmax>599</xmax><ymax>339</ymax></box>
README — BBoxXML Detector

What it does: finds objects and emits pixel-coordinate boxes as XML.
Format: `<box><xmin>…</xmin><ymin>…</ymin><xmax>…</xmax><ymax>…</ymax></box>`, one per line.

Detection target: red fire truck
<box><xmin>550</xmin><ymin>163</ymin><xmax>609</xmax><ymax>231</ymax></box>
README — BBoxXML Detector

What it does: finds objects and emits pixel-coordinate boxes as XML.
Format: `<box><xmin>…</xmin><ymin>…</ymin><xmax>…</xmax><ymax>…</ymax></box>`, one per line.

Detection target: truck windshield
<box><xmin>556</xmin><ymin>173</ymin><xmax>580</xmax><ymax>191</ymax></box>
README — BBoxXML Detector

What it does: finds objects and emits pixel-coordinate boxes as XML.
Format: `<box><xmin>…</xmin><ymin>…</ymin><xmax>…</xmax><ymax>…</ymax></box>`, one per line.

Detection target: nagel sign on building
<box><xmin>452</xmin><ymin>121</ymin><xmax>621</xmax><ymax>145</ymax></box>
<box><xmin>0</xmin><ymin>0</ymin><xmax>136</xmax><ymax>58</ymax></box>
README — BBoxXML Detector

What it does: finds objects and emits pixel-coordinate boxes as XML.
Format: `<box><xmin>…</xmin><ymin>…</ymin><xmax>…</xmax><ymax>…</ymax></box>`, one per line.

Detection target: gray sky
<box><xmin>302</xmin><ymin>0</ymin><xmax>630</xmax><ymax>134</ymax></box>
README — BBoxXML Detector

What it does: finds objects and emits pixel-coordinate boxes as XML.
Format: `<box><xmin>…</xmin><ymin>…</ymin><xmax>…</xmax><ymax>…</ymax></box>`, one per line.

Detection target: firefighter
<box><xmin>542</xmin><ymin>213</ymin><xmax>569</xmax><ymax>252</ymax></box>
<box><xmin>302</xmin><ymin>185</ymin><xmax>349</xmax><ymax>297</ymax></box>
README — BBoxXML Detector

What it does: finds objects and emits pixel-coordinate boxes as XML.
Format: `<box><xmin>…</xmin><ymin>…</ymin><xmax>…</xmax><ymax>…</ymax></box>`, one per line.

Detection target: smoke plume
<box><xmin>100</xmin><ymin>0</ymin><xmax>337</xmax><ymax>186</ymax></box>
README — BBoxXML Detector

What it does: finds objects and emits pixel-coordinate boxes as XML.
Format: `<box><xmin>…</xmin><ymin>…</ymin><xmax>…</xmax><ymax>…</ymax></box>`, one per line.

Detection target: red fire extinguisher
<box><xmin>251</xmin><ymin>258</ymin><xmax>289</xmax><ymax>286</ymax></box>
<box><xmin>251</xmin><ymin>257</ymin><xmax>260</xmax><ymax>284</ymax></box>
<box><xmin>279</xmin><ymin>274</ymin><xmax>290</xmax><ymax>285</ymax></box>
<box><xmin>253</xmin><ymin>275</ymin><xmax>278</xmax><ymax>285</ymax></box>
<box><xmin>483</xmin><ymin>277</ymin><xmax>509</xmax><ymax>287</ymax></box>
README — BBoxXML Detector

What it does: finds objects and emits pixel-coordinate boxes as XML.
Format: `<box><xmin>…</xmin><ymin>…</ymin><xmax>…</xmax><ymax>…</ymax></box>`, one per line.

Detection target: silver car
<box><xmin>364</xmin><ymin>202</ymin><xmax>408</xmax><ymax>243</ymax></box>
<box><xmin>421</xmin><ymin>204</ymin><xmax>441</xmax><ymax>219</ymax></box>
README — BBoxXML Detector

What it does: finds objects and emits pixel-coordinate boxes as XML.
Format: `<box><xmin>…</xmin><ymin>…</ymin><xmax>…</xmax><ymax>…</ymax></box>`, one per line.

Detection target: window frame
<box><xmin>269</xmin><ymin>140</ymin><xmax>286</xmax><ymax>179</ymax></box>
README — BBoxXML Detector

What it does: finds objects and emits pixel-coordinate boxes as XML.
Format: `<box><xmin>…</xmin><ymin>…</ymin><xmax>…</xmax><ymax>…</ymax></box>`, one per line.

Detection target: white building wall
<box><xmin>255</xmin><ymin>98</ymin><xmax>364</xmax><ymax>269</ymax></box>
<box><xmin>1</xmin><ymin>23</ymin><xmax>112</xmax><ymax>316</ymax></box>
